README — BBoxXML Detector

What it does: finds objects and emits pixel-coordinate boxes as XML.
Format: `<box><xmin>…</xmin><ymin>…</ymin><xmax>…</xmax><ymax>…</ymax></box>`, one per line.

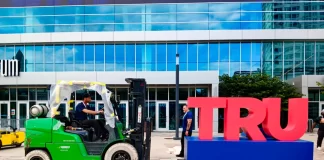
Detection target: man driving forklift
<box><xmin>75</xmin><ymin>93</ymin><xmax>108</xmax><ymax>141</ymax></box>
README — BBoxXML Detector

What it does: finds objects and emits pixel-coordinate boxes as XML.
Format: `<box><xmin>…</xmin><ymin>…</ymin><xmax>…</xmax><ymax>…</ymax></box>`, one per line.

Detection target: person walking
<box><xmin>176</xmin><ymin>105</ymin><xmax>193</xmax><ymax>157</ymax></box>
<box><xmin>312</xmin><ymin>109</ymin><xmax>324</xmax><ymax>151</ymax></box>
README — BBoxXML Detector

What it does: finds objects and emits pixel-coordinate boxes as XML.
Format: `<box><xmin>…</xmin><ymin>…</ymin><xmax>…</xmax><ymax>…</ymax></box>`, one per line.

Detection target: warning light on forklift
<box><xmin>187</xmin><ymin>97</ymin><xmax>308</xmax><ymax>141</ymax></box>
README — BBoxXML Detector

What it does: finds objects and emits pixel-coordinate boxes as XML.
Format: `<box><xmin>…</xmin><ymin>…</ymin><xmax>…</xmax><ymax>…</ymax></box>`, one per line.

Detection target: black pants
<box><xmin>179</xmin><ymin>130</ymin><xmax>192</xmax><ymax>156</ymax></box>
<box><xmin>317</xmin><ymin>130</ymin><xmax>324</xmax><ymax>148</ymax></box>
<box><xmin>81</xmin><ymin>119</ymin><xmax>104</xmax><ymax>139</ymax></box>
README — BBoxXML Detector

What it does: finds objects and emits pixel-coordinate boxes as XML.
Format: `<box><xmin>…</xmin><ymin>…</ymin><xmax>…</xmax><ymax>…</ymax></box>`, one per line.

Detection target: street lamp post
<box><xmin>174</xmin><ymin>53</ymin><xmax>180</xmax><ymax>140</ymax></box>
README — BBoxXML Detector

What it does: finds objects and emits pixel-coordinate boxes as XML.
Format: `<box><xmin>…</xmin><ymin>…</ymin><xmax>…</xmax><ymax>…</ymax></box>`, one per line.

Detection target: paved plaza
<box><xmin>0</xmin><ymin>132</ymin><xmax>323</xmax><ymax>160</ymax></box>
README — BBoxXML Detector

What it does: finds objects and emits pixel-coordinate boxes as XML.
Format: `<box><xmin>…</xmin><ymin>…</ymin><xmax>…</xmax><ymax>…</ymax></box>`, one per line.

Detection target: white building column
<box><xmin>212</xmin><ymin>83</ymin><xmax>219</xmax><ymax>133</ymax></box>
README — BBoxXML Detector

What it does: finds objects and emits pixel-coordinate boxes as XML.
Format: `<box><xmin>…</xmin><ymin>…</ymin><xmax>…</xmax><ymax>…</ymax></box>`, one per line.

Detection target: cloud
<box><xmin>210</xmin><ymin>60</ymin><xmax>261</xmax><ymax>76</ymax></box>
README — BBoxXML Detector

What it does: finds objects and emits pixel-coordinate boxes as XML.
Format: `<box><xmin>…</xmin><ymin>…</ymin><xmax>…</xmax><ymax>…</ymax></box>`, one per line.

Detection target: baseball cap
<box><xmin>321</xmin><ymin>109</ymin><xmax>324</xmax><ymax>113</ymax></box>
<box><xmin>83</xmin><ymin>93</ymin><xmax>90</xmax><ymax>99</ymax></box>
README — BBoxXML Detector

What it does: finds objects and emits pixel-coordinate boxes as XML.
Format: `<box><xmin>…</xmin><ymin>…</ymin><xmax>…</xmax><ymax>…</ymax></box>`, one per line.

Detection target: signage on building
<box><xmin>11</xmin><ymin>109</ymin><xmax>16</xmax><ymax>116</ymax></box>
<box><xmin>0</xmin><ymin>59</ymin><xmax>20</xmax><ymax>77</ymax></box>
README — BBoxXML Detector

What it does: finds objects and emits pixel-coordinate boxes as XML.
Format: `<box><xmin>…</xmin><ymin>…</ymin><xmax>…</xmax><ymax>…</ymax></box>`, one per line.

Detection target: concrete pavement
<box><xmin>0</xmin><ymin>132</ymin><xmax>323</xmax><ymax>160</ymax></box>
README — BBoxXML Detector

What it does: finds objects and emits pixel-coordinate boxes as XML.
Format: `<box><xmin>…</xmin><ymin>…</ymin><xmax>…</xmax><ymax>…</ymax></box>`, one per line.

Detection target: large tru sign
<box><xmin>0</xmin><ymin>59</ymin><xmax>20</xmax><ymax>77</ymax></box>
<box><xmin>187</xmin><ymin>97</ymin><xmax>308</xmax><ymax>141</ymax></box>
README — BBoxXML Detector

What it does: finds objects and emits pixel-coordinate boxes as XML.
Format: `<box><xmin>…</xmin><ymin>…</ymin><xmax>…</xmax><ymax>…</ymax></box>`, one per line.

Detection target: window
<box><xmin>95</xmin><ymin>44</ymin><xmax>104</xmax><ymax>71</ymax></box>
<box><xmin>36</xmin><ymin>88</ymin><xmax>48</xmax><ymax>100</ymax></box>
<box><xmin>0</xmin><ymin>88</ymin><xmax>9</xmax><ymax>101</ymax></box>
<box><xmin>308</xmin><ymin>90</ymin><xmax>319</xmax><ymax>101</ymax></box>
<box><xmin>126</xmin><ymin>44</ymin><xmax>135</xmax><ymax>71</ymax></box>
<box><xmin>116</xmin><ymin>88</ymin><xmax>128</xmax><ymax>100</ymax></box>
<box><xmin>157</xmin><ymin>88</ymin><xmax>168</xmax><ymax>100</ymax></box>
<box><xmin>188</xmin><ymin>43</ymin><xmax>197</xmax><ymax>71</ymax></box>
<box><xmin>115</xmin><ymin>44</ymin><xmax>125</xmax><ymax>71</ymax></box>
<box><xmin>209</xmin><ymin>43</ymin><xmax>219</xmax><ymax>70</ymax></box>
<box><xmin>18</xmin><ymin>88</ymin><xmax>28</xmax><ymax>100</ymax></box>
<box><xmin>198</xmin><ymin>43</ymin><xmax>208</xmax><ymax>71</ymax></box>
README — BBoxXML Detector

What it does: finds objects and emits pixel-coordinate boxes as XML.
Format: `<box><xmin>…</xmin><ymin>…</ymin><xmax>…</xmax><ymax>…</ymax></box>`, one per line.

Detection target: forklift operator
<box><xmin>75</xmin><ymin>93</ymin><xmax>106</xmax><ymax>141</ymax></box>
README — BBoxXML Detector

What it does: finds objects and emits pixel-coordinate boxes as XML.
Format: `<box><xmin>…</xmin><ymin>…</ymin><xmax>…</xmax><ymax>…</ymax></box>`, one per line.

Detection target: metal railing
<box><xmin>0</xmin><ymin>118</ymin><xmax>27</xmax><ymax>130</ymax></box>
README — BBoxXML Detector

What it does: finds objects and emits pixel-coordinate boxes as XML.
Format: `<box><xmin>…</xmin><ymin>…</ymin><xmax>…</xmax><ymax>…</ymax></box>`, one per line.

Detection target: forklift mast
<box><xmin>125</xmin><ymin>78</ymin><xmax>151</xmax><ymax>160</ymax></box>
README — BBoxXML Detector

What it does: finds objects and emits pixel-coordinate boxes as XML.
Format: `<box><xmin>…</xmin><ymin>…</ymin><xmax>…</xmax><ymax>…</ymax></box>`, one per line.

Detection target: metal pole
<box><xmin>174</xmin><ymin>53</ymin><xmax>180</xmax><ymax>140</ymax></box>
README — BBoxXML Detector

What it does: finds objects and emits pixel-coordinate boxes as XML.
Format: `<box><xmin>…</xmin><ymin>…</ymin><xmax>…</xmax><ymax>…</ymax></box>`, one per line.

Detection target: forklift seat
<box><xmin>67</xmin><ymin>110</ymin><xmax>95</xmax><ymax>142</ymax></box>
<box><xmin>68</xmin><ymin>110</ymin><xmax>91</xmax><ymax>128</ymax></box>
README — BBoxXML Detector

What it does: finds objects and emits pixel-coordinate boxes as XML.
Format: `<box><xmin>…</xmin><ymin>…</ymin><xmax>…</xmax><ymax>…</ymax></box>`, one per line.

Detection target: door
<box><xmin>119</xmin><ymin>101</ymin><xmax>129</xmax><ymax>129</ymax></box>
<box><xmin>0</xmin><ymin>102</ymin><xmax>9</xmax><ymax>129</ymax></box>
<box><xmin>17</xmin><ymin>102</ymin><xmax>29</xmax><ymax>129</ymax></box>
<box><xmin>156</xmin><ymin>101</ymin><xmax>169</xmax><ymax>131</ymax></box>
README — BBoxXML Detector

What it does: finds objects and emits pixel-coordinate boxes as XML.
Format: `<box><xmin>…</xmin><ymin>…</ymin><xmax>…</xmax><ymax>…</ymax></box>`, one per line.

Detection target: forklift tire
<box><xmin>25</xmin><ymin>150</ymin><xmax>51</xmax><ymax>160</ymax></box>
<box><xmin>104</xmin><ymin>143</ymin><xmax>138</xmax><ymax>160</ymax></box>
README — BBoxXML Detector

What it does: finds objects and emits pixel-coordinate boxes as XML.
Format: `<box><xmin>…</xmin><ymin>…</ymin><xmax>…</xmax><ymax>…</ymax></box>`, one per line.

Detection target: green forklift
<box><xmin>24</xmin><ymin>78</ymin><xmax>151</xmax><ymax>160</ymax></box>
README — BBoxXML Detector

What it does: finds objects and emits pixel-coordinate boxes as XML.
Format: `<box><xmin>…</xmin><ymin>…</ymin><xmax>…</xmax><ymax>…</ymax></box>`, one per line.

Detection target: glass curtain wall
<box><xmin>2</xmin><ymin>41</ymin><xmax>323</xmax><ymax>81</ymax></box>
<box><xmin>0</xmin><ymin>1</ymin><xmax>323</xmax><ymax>33</ymax></box>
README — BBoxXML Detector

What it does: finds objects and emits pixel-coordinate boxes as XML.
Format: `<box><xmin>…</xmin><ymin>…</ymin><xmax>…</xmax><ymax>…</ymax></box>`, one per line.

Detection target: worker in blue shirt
<box><xmin>177</xmin><ymin>105</ymin><xmax>193</xmax><ymax>157</ymax></box>
<box><xmin>75</xmin><ymin>93</ymin><xmax>105</xmax><ymax>141</ymax></box>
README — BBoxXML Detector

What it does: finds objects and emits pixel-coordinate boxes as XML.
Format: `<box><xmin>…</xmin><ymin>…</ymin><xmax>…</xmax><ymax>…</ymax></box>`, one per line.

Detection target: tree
<box><xmin>316</xmin><ymin>81</ymin><xmax>324</xmax><ymax>93</ymax></box>
<box><xmin>218</xmin><ymin>74</ymin><xmax>304</xmax><ymax>128</ymax></box>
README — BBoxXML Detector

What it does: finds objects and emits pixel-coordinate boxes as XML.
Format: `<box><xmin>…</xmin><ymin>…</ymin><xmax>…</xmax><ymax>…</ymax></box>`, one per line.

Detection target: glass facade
<box><xmin>0</xmin><ymin>1</ymin><xmax>323</xmax><ymax>33</ymax></box>
<box><xmin>1</xmin><ymin>41</ymin><xmax>322</xmax><ymax>80</ymax></box>
<box><xmin>308</xmin><ymin>89</ymin><xmax>324</xmax><ymax>121</ymax></box>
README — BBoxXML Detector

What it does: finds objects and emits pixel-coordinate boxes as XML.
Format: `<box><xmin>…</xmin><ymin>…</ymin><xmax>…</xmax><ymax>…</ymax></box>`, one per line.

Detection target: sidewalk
<box><xmin>0</xmin><ymin>132</ymin><xmax>323</xmax><ymax>160</ymax></box>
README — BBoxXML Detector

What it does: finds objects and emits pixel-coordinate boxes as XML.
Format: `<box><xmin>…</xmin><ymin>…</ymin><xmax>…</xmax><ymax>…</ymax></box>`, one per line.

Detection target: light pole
<box><xmin>174</xmin><ymin>53</ymin><xmax>180</xmax><ymax>140</ymax></box>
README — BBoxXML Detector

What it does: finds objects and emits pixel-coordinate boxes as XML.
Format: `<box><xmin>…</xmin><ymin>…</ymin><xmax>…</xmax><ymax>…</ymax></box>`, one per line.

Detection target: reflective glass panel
<box><xmin>241</xmin><ymin>42</ymin><xmax>251</xmax><ymax>73</ymax></box>
<box><xmin>75</xmin><ymin>44</ymin><xmax>85</xmax><ymax>71</ymax></box>
<box><xmin>35</xmin><ymin>45</ymin><xmax>44</xmax><ymax>72</ymax></box>
<box><xmin>126</xmin><ymin>44</ymin><xmax>135</xmax><ymax>71</ymax></box>
<box><xmin>54</xmin><ymin>45</ymin><xmax>63</xmax><ymax>71</ymax></box>
<box><xmin>219</xmin><ymin>43</ymin><xmax>229</xmax><ymax>75</ymax></box>
<box><xmin>262</xmin><ymin>42</ymin><xmax>273</xmax><ymax>76</ymax></box>
<box><xmin>85</xmin><ymin>44</ymin><xmax>94</xmax><ymax>71</ymax></box>
<box><xmin>295</xmin><ymin>42</ymin><xmax>304</xmax><ymax>77</ymax></box>
<box><xmin>305</xmin><ymin>42</ymin><xmax>315</xmax><ymax>75</ymax></box>
<box><xmin>177</xmin><ymin>43</ymin><xmax>187</xmax><ymax>71</ymax></box>
<box><xmin>145</xmin><ymin>44</ymin><xmax>156</xmax><ymax>71</ymax></box>
<box><xmin>136</xmin><ymin>44</ymin><xmax>145</xmax><ymax>71</ymax></box>
<box><xmin>44</xmin><ymin>45</ymin><xmax>54</xmax><ymax>72</ymax></box>
<box><xmin>209</xmin><ymin>43</ymin><xmax>219</xmax><ymax>70</ymax></box>
<box><xmin>105</xmin><ymin>44</ymin><xmax>114</xmax><ymax>71</ymax></box>
<box><xmin>198</xmin><ymin>43</ymin><xmax>208</xmax><ymax>71</ymax></box>
<box><xmin>316</xmin><ymin>42</ymin><xmax>324</xmax><ymax>75</ymax></box>
<box><xmin>95</xmin><ymin>44</ymin><xmax>104</xmax><ymax>71</ymax></box>
<box><xmin>64</xmin><ymin>44</ymin><xmax>74</xmax><ymax>71</ymax></box>
<box><xmin>284</xmin><ymin>42</ymin><xmax>294</xmax><ymax>80</ymax></box>
<box><xmin>230</xmin><ymin>42</ymin><xmax>240</xmax><ymax>75</ymax></box>
<box><xmin>251</xmin><ymin>43</ymin><xmax>261</xmax><ymax>72</ymax></box>
<box><xmin>115</xmin><ymin>44</ymin><xmax>125</xmax><ymax>71</ymax></box>
<box><xmin>188</xmin><ymin>43</ymin><xmax>197</xmax><ymax>71</ymax></box>
<box><xmin>25</xmin><ymin>45</ymin><xmax>35</xmax><ymax>72</ymax></box>
<box><xmin>157</xmin><ymin>43</ymin><xmax>167</xmax><ymax>71</ymax></box>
